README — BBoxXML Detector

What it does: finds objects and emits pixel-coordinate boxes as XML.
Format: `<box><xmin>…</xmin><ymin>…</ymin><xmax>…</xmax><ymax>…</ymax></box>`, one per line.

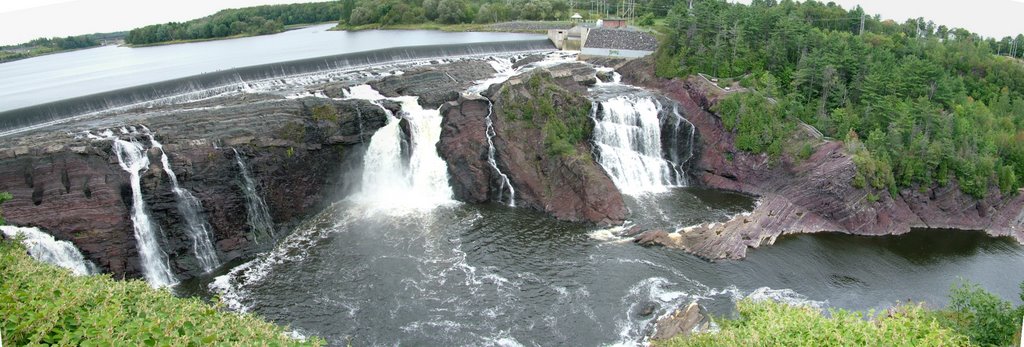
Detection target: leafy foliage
<box><xmin>0</xmin><ymin>191</ymin><xmax>10</xmax><ymax>225</ymax></box>
<box><xmin>500</xmin><ymin>72</ymin><xmax>593</xmax><ymax>158</ymax></box>
<box><xmin>658</xmin><ymin>300</ymin><xmax>969</xmax><ymax>346</ymax></box>
<box><xmin>339</xmin><ymin>0</ymin><xmax>590</xmax><ymax>27</ymax></box>
<box><xmin>0</xmin><ymin>34</ymin><xmax>109</xmax><ymax>63</ymax></box>
<box><xmin>0</xmin><ymin>239</ymin><xmax>322</xmax><ymax>345</ymax></box>
<box><xmin>125</xmin><ymin>2</ymin><xmax>341</xmax><ymax>45</ymax></box>
<box><xmin>658</xmin><ymin>0</ymin><xmax>1024</xmax><ymax>197</ymax></box>
<box><xmin>937</xmin><ymin>281</ymin><xmax>1024</xmax><ymax>346</ymax></box>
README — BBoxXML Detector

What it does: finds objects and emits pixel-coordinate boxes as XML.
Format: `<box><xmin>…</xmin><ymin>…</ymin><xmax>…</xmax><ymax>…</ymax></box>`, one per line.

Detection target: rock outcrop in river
<box><xmin>439</xmin><ymin>67</ymin><xmax>626</xmax><ymax>225</ymax></box>
<box><xmin>613</xmin><ymin>57</ymin><xmax>1024</xmax><ymax>259</ymax></box>
<box><xmin>0</xmin><ymin>95</ymin><xmax>391</xmax><ymax>279</ymax></box>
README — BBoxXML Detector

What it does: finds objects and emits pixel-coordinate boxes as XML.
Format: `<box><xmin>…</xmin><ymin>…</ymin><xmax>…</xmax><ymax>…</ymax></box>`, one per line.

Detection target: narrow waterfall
<box><xmin>662</xmin><ymin>105</ymin><xmax>696</xmax><ymax>186</ymax></box>
<box><xmin>345</xmin><ymin>85</ymin><xmax>454</xmax><ymax>209</ymax></box>
<box><xmin>484</xmin><ymin>101</ymin><xmax>515</xmax><ymax>207</ymax></box>
<box><xmin>1</xmin><ymin>225</ymin><xmax>98</xmax><ymax>276</ymax></box>
<box><xmin>592</xmin><ymin>96</ymin><xmax>680</xmax><ymax>195</ymax></box>
<box><xmin>112</xmin><ymin>138</ymin><xmax>177</xmax><ymax>287</ymax></box>
<box><xmin>149</xmin><ymin>136</ymin><xmax>220</xmax><ymax>272</ymax></box>
<box><xmin>233</xmin><ymin>149</ymin><xmax>276</xmax><ymax>243</ymax></box>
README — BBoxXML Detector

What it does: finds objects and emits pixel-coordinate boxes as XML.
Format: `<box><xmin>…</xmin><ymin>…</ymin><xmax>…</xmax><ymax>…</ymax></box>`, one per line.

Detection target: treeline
<box><xmin>125</xmin><ymin>2</ymin><xmax>341</xmax><ymax>45</ymax></box>
<box><xmin>659</xmin><ymin>0</ymin><xmax>1024</xmax><ymax>198</ymax></box>
<box><xmin>339</xmin><ymin>0</ymin><xmax>613</xmax><ymax>26</ymax></box>
<box><xmin>0</xmin><ymin>34</ymin><xmax>109</xmax><ymax>63</ymax></box>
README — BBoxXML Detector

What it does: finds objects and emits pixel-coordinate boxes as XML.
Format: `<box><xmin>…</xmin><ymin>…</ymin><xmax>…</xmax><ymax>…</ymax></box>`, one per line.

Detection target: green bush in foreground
<box><xmin>658</xmin><ymin>300</ymin><xmax>970</xmax><ymax>347</ymax></box>
<box><xmin>0</xmin><ymin>239</ymin><xmax>322</xmax><ymax>346</ymax></box>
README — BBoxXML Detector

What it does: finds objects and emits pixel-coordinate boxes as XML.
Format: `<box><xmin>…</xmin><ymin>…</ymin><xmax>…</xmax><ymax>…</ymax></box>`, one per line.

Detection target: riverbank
<box><xmin>123</xmin><ymin>22</ymin><xmax>337</xmax><ymax>48</ymax></box>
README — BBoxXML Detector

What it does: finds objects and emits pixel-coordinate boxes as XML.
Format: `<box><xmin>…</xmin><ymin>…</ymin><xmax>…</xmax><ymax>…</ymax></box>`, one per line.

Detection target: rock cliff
<box><xmin>438</xmin><ymin>68</ymin><xmax>626</xmax><ymax>225</ymax></box>
<box><xmin>0</xmin><ymin>95</ymin><xmax>390</xmax><ymax>279</ymax></box>
<box><xmin>614</xmin><ymin>57</ymin><xmax>1024</xmax><ymax>259</ymax></box>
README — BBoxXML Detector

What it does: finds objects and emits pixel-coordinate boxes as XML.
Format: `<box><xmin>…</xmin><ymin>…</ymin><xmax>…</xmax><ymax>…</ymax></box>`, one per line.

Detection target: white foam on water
<box><xmin>1</xmin><ymin>225</ymin><xmax>98</xmax><ymax>276</ymax></box>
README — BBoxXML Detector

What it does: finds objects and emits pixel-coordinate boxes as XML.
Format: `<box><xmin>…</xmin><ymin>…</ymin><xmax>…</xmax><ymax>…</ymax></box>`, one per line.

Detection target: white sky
<box><xmin>0</xmin><ymin>0</ymin><xmax>1022</xmax><ymax>45</ymax></box>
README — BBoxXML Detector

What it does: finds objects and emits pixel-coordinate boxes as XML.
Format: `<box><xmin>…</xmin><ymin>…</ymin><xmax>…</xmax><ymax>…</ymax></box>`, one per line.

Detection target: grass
<box><xmin>0</xmin><ymin>239</ymin><xmax>322</xmax><ymax>346</ymax></box>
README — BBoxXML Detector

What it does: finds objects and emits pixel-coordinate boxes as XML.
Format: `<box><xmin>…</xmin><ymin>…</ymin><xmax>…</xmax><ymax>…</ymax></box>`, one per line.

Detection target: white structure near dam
<box><xmin>547</xmin><ymin>20</ymin><xmax>657</xmax><ymax>59</ymax></box>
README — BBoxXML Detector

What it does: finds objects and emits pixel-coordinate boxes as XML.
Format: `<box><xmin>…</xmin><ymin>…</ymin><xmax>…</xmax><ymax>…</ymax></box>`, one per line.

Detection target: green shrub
<box><xmin>0</xmin><ymin>191</ymin><xmax>11</xmax><ymax>225</ymax></box>
<box><xmin>0</xmin><ymin>240</ymin><xmax>322</xmax><ymax>346</ymax></box>
<box><xmin>311</xmin><ymin>104</ymin><xmax>339</xmax><ymax>123</ymax></box>
<box><xmin>937</xmin><ymin>281</ymin><xmax>1024</xmax><ymax>346</ymax></box>
<box><xmin>658</xmin><ymin>300</ymin><xmax>969</xmax><ymax>347</ymax></box>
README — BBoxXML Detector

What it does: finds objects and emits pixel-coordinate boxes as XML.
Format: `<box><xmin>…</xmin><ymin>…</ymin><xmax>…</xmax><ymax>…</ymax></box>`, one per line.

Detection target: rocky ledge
<box><xmin>613</xmin><ymin>57</ymin><xmax>1024</xmax><ymax>260</ymax></box>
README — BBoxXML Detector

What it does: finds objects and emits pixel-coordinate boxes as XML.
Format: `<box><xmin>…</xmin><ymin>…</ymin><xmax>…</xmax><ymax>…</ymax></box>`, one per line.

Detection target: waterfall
<box><xmin>592</xmin><ymin>96</ymin><xmax>680</xmax><ymax>195</ymax></box>
<box><xmin>345</xmin><ymin>85</ymin><xmax>454</xmax><ymax>209</ymax></box>
<box><xmin>112</xmin><ymin>138</ymin><xmax>177</xmax><ymax>287</ymax></box>
<box><xmin>233</xmin><ymin>149</ymin><xmax>276</xmax><ymax>243</ymax></box>
<box><xmin>484</xmin><ymin>101</ymin><xmax>515</xmax><ymax>207</ymax></box>
<box><xmin>1</xmin><ymin>225</ymin><xmax>98</xmax><ymax>276</ymax></box>
<box><xmin>149</xmin><ymin>136</ymin><xmax>220</xmax><ymax>272</ymax></box>
<box><xmin>663</xmin><ymin>105</ymin><xmax>695</xmax><ymax>186</ymax></box>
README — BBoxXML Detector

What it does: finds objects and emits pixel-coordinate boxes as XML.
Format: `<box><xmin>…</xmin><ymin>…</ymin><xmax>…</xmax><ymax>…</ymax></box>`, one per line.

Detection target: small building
<box><xmin>571</xmin><ymin>13</ymin><xmax>583</xmax><ymax>23</ymax></box>
<box><xmin>601</xmin><ymin>18</ymin><xmax>628</xmax><ymax>29</ymax></box>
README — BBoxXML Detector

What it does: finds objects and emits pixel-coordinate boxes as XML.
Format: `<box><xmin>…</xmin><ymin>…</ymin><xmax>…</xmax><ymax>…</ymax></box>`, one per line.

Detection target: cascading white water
<box><xmin>484</xmin><ymin>101</ymin><xmax>515</xmax><ymax>207</ymax></box>
<box><xmin>345</xmin><ymin>85</ymin><xmax>455</xmax><ymax>210</ymax></box>
<box><xmin>149</xmin><ymin>136</ymin><xmax>220</xmax><ymax>272</ymax></box>
<box><xmin>592</xmin><ymin>96</ymin><xmax>678</xmax><ymax>195</ymax></box>
<box><xmin>1</xmin><ymin>225</ymin><xmax>98</xmax><ymax>276</ymax></box>
<box><xmin>112</xmin><ymin>138</ymin><xmax>177</xmax><ymax>287</ymax></box>
<box><xmin>233</xmin><ymin>149</ymin><xmax>276</xmax><ymax>243</ymax></box>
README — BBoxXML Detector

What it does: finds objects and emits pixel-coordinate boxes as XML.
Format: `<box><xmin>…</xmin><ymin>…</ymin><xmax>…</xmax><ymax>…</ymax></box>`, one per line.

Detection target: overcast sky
<box><xmin>1</xmin><ymin>0</ymin><xmax>1023</xmax><ymax>45</ymax></box>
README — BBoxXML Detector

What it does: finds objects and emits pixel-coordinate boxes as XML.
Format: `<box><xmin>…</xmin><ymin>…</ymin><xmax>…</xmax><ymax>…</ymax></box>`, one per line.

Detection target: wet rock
<box><xmin>637</xmin><ymin>302</ymin><xmax>658</xmax><ymax>317</ymax></box>
<box><xmin>512</xmin><ymin>54</ymin><xmax>546</xmax><ymax>70</ymax></box>
<box><xmin>371</xmin><ymin>60</ymin><xmax>497</xmax><ymax>108</ymax></box>
<box><xmin>619</xmin><ymin>225</ymin><xmax>644</xmax><ymax>237</ymax></box>
<box><xmin>652</xmin><ymin>301</ymin><xmax>711</xmax><ymax>341</ymax></box>
<box><xmin>633</xmin><ymin>229</ymin><xmax>670</xmax><ymax>247</ymax></box>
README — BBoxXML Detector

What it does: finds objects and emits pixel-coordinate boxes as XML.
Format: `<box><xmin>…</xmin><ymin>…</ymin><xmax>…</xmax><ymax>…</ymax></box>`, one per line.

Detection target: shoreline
<box><xmin>123</xmin><ymin>21</ymin><xmax>338</xmax><ymax>48</ymax></box>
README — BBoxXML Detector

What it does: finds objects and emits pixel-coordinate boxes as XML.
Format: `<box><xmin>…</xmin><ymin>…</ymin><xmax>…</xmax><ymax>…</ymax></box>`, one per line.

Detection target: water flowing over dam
<box><xmin>0</xmin><ymin>40</ymin><xmax>555</xmax><ymax>137</ymax></box>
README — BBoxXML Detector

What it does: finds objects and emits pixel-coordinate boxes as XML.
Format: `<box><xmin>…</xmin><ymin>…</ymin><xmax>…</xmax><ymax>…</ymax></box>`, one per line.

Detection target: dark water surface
<box><xmin>181</xmin><ymin>187</ymin><xmax>1024</xmax><ymax>346</ymax></box>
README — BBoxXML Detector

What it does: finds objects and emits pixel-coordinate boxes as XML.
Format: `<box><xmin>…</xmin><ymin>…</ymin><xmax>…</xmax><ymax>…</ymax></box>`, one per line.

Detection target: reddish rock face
<box><xmin>438</xmin><ymin>70</ymin><xmax>627</xmax><ymax>225</ymax></box>
<box><xmin>615</xmin><ymin>57</ymin><xmax>1024</xmax><ymax>259</ymax></box>
<box><xmin>0</xmin><ymin>97</ymin><xmax>390</xmax><ymax>279</ymax></box>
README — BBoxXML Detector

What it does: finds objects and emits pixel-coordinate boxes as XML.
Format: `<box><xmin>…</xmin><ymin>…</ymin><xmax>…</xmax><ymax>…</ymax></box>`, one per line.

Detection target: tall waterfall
<box><xmin>233</xmin><ymin>149</ymin><xmax>276</xmax><ymax>243</ymax></box>
<box><xmin>345</xmin><ymin>85</ymin><xmax>454</xmax><ymax>209</ymax></box>
<box><xmin>1</xmin><ymin>225</ymin><xmax>98</xmax><ymax>276</ymax></box>
<box><xmin>112</xmin><ymin>138</ymin><xmax>177</xmax><ymax>287</ymax></box>
<box><xmin>485</xmin><ymin>101</ymin><xmax>515</xmax><ymax>207</ymax></box>
<box><xmin>149</xmin><ymin>136</ymin><xmax>220</xmax><ymax>272</ymax></box>
<box><xmin>592</xmin><ymin>96</ymin><xmax>684</xmax><ymax>195</ymax></box>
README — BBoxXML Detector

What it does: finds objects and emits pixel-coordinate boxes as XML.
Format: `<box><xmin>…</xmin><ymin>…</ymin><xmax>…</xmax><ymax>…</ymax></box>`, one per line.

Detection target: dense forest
<box><xmin>336</xmin><ymin>0</ymin><xmax>671</xmax><ymax>26</ymax></box>
<box><xmin>124</xmin><ymin>2</ymin><xmax>342</xmax><ymax>45</ymax></box>
<box><xmin>0</xmin><ymin>34</ymin><xmax>111</xmax><ymax>63</ymax></box>
<box><xmin>657</xmin><ymin>0</ymin><xmax>1024</xmax><ymax>198</ymax></box>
